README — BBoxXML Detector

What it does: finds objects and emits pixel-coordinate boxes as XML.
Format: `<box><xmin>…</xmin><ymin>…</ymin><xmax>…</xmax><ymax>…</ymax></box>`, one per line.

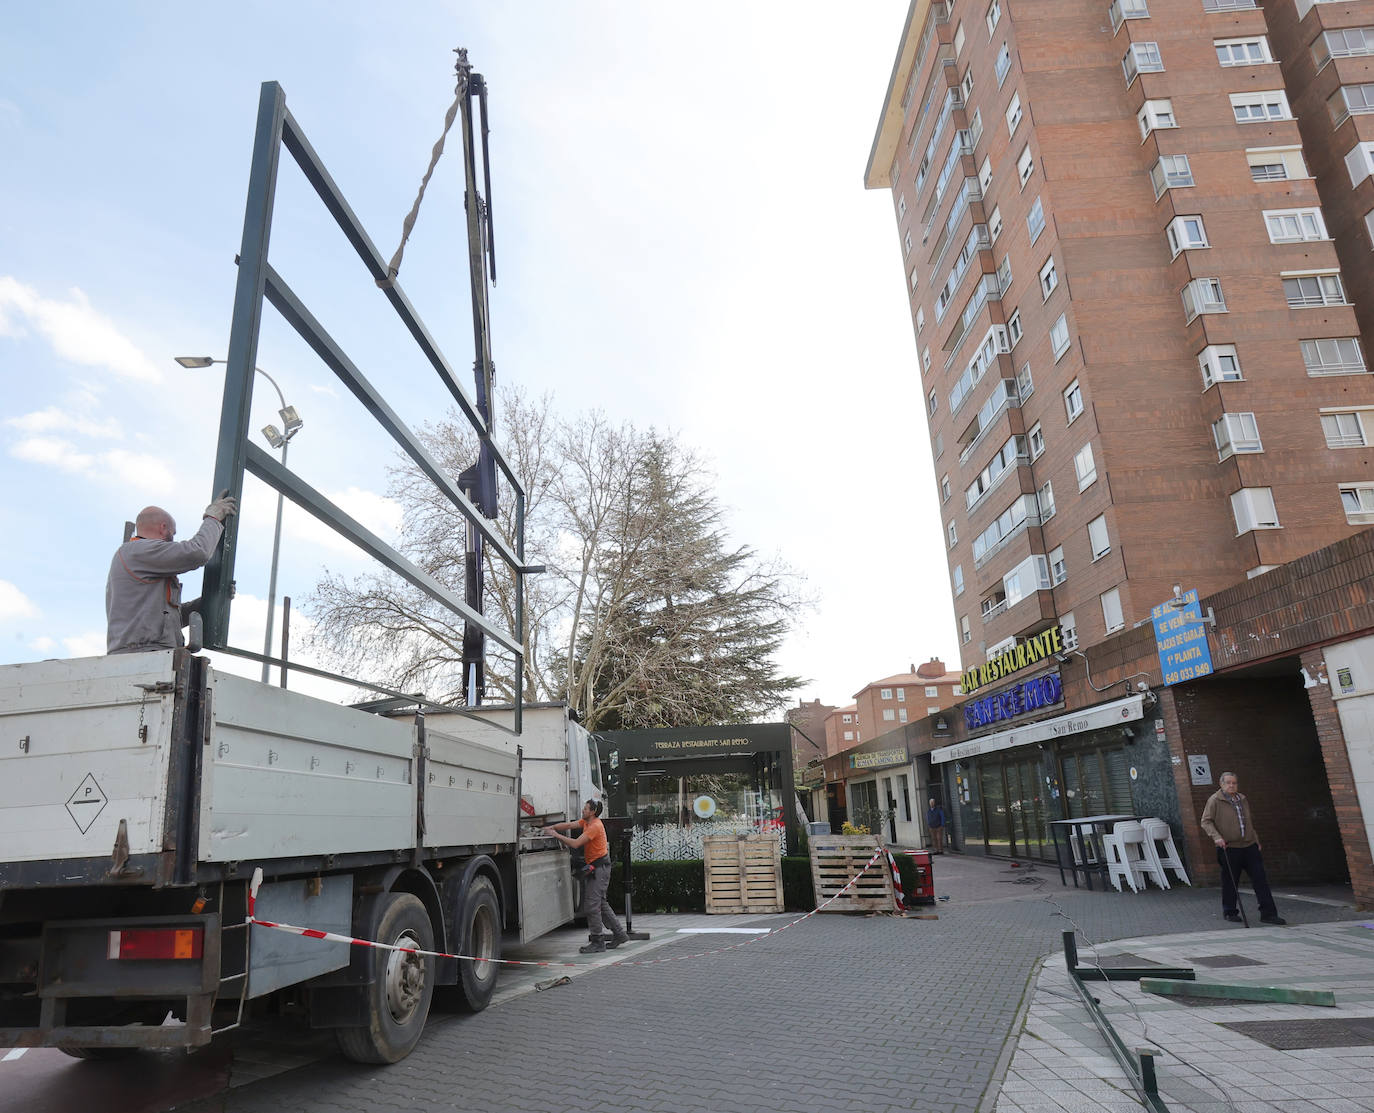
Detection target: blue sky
<box><xmin>0</xmin><ymin>1</ymin><xmax>958</xmax><ymax>708</ymax></box>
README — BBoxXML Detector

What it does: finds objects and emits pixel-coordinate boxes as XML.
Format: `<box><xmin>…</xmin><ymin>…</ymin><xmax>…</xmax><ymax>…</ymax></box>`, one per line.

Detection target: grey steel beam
<box><xmin>244</xmin><ymin>442</ymin><xmax>521</xmax><ymax>656</ymax></box>
<box><xmin>261</xmin><ymin>263</ymin><xmax>523</xmax><ymax>572</ymax></box>
<box><xmin>203</xmin><ymin>81</ymin><xmax>287</xmax><ymax>647</ymax></box>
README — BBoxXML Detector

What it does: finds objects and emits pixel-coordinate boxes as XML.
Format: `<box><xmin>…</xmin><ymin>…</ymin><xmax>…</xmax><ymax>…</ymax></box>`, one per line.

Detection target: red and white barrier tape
<box><xmin>246</xmin><ymin>847</ymin><xmax>896</xmax><ymax>970</ymax></box>
<box><xmin>886</xmin><ymin>851</ymin><xmax>906</xmax><ymax>914</ymax></box>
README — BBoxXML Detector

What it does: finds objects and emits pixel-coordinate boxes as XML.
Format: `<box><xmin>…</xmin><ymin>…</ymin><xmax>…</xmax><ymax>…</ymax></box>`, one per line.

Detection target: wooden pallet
<box><xmin>808</xmin><ymin>834</ymin><xmax>893</xmax><ymax>913</ymax></box>
<box><xmin>702</xmin><ymin>834</ymin><xmax>784</xmax><ymax>914</ymax></box>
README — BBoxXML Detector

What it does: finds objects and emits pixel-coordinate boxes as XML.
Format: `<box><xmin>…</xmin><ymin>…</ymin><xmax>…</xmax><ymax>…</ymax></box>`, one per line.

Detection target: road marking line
<box><xmin>675</xmin><ymin>928</ymin><xmax>770</xmax><ymax>935</ymax></box>
<box><xmin>2</xmin><ymin>1048</ymin><xmax>27</xmax><ymax>1061</ymax></box>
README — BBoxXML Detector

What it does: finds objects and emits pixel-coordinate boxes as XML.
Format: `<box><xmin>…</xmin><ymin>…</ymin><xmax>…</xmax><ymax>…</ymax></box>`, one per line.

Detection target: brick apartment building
<box><xmin>853</xmin><ymin>660</ymin><xmax>963</xmax><ymax>735</ymax></box>
<box><xmin>823</xmin><ymin>704</ymin><xmax>863</xmax><ymax>755</ymax></box>
<box><xmin>861</xmin><ymin>0</ymin><xmax>1374</xmax><ymax>904</ymax></box>
<box><xmin>786</xmin><ymin>697</ymin><xmax>835</xmax><ymax>769</ymax></box>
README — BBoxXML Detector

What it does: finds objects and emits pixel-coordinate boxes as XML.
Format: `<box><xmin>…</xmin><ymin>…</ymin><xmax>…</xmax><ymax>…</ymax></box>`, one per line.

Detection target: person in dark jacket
<box><xmin>1200</xmin><ymin>771</ymin><xmax>1285</xmax><ymax>925</ymax></box>
<box><xmin>926</xmin><ymin>798</ymin><xmax>948</xmax><ymax>854</ymax></box>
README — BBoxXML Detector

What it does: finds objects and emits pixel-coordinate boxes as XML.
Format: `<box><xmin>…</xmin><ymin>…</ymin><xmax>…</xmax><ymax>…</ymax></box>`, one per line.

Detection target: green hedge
<box><xmin>608</xmin><ymin>856</ymin><xmax>817</xmax><ymax>913</ymax></box>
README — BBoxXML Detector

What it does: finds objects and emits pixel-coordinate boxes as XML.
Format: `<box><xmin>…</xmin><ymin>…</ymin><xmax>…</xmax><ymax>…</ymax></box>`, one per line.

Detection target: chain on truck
<box><xmin>0</xmin><ymin>53</ymin><xmax>591</xmax><ymax>1064</ymax></box>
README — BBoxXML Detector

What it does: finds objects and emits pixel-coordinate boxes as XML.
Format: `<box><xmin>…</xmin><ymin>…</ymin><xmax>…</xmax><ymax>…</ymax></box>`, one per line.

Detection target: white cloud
<box><xmin>283</xmin><ymin>486</ymin><xmax>404</xmax><ymax>555</ymax></box>
<box><xmin>9</xmin><ymin>436</ymin><xmax>175</xmax><ymax>491</ymax></box>
<box><xmin>62</xmin><ymin>631</ymin><xmax>106</xmax><ymax>658</ymax></box>
<box><xmin>0</xmin><ymin>580</ymin><xmax>39</xmax><ymax>621</ymax></box>
<box><xmin>5</xmin><ymin>406</ymin><xmax>123</xmax><ymax>439</ymax></box>
<box><xmin>0</xmin><ymin>276</ymin><xmax>162</xmax><ymax>383</ymax></box>
<box><xmin>29</xmin><ymin>635</ymin><xmax>56</xmax><ymax>652</ymax></box>
<box><xmin>308</xmin><ymin>382</ymin><xmax>339</xmax><ymax>398</ymax></box>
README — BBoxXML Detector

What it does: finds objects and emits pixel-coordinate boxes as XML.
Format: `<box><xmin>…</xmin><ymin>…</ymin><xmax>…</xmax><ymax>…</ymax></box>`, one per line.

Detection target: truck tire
<box><xmin>335</xmin><ymin>892</ymin><xmax>435</xmax><ymax>1064</ymax></box>
<box><xmin>452</xmin><ymin>875</ymin><xmax>501</xmax><ymax>1012</ymax></box>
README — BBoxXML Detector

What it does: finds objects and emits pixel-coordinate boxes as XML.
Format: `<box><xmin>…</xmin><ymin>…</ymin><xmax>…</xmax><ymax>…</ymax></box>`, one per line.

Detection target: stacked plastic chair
<box><xmin>1142</xmin><ymin>816</ymin><xmax>1191</xmax><ymax>886</ymax></box>
<box><xmin>1101</xmin><ymin>824</ymin><xmax>1139</xmax><ymax>892</ymax></box>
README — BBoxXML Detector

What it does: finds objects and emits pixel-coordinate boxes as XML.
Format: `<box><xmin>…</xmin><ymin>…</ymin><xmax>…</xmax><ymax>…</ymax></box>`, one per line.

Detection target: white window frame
<box><xmin>1315</xmin><ymin>28</ymin><xmax>1374</xmax><ymax>73</ymax></box>
<box><xmin>916</xmin><ymin>306</ymin><xmax>925</xmax><ymax>334</ymax></box>
<box><xmin>1231</xmin><ymin>487</ymin><xmax>1280</xmax><ymax>534</ymax></box>
<box><xmin>997</xmin><ymin>254</ymin><xmax>1014</xmax><ymax>294</ymax></box>
<box><xmin>882</xmin><ymin>708</ymin><xmax>896</xmax><ymax>722</ymax></box>
<box><xmin>1149</xmin><ymin>154</ymin><xmax>1194</xmax><ymax>198</ymax></box>
<box><xmin>1231</xmin><ymin>90</ymin><xmax>1291</xmax><ymax>123</ymax></box>
<box><xmin>1039</xmin><ymin>256</ymin><xmax>1059</xmax><ymax>300</ymax></box>
<box><xmin>1283</xmin><ymin>271</ymin><xmax>1347</xmax><ymax>309</ymax></box>
<box><xmin>1074</xmin><ymin>443</ymin><xmax>1097</xmax><ymax>490</ymax></box>
<box><xmin>1340</xmin><ymin>483</ymin><xmax>1374</xmax><ymax>524</ymax></box>
<box><xmin>1199</xmin><ymin>344</ymin><xmax>1243</xmax><ymax>389</ymax></box>
<box><xmin>1038</xmin><ymin>480</ymin><xmax>1056</xmax><ymax>521</ymax></box>
<box><xmin>1016</xmin><ymin>361</ymin><xmax>1034</xmax><ymax>401</ymax></box>
<box><xmin>904</xmin><ymin>229</ymin><xmax>913</xmax><ymax>257</ymax></box>
<box><xmin>1213</xmin><ymin>412</ymin><xmax>1263</xmax><ymax>459</ymax></box>
<box><xmin>1123</xmin><ymin>42</ymin><xmax>1164</xmax><ymax>86</ymax></box>
<box><xmin>996</xmin><ymin>42</ymin><xmax>1012</xmax><ymax>86</ymax></box>
<box><xmin>1349</xmin><ymin>142</ymin><xmax>1374</xmax><ymax>187</ymax></box>
<box><xmin>1166</xmin><ymin>215</ymin><xmax>1209</xmax><ymax>257</ymax></box>
<box><xmin>1332</xmin><ymin>84</ymin><xmax>1374</xmax><ymax>127</ymax></box>
<box><xmin>986</xmin><ymin>0</ymin><xmax>1001</xmax><ymax>36</ymax></box>
<box><xmin>960</xmin><ymin>615</ymin><xmax>972</xmax><ymax>644</ymax></box>
<box><xmin>1321</xmin><ymin>411</ymin><xmax>1368</xmax><ymax>449</ymax></box>
<box><xmin>1050</xmin><ymin>545</ymin><xmax>1067</xmax><ymax>585</ymax></box>
<box><xmin>989</xmin><ymin>205</ymin><xmax>1004</xmax><ymax>243</ymax></box>
<box><xmin>1029</xmin><ymin>421</ymin><xmax>1045</xmax><ymax>459</ymax></box>
<box><xmin>1051</xmin><ymin>314</ymin><xmax>1071</xmax><ymax>360</ymax></box>
<box><xmin>1182</xmin><ymin>278</ymin><xmax>1226</xmax><ymax>321</ymax></box>
<box><xmin>1064</xmin><ymin>378</ymin><xmax>1084</xmax><ymax>422</ymax></box>
<box><xmin>1110</xmin><ymin>0</ymin><xmax>1150</xmax><ymax>34</ymax></box>
<box><xmin>1007</xmin><ymin>308</ymin><xmax>1023</xmax><ymax>347</ymax></box>
<box><xmin>880</xmin><ymin>687</ymin><xmax>893</xmax><ymax>700</ymax></box>
<box><xmin>1006</xmin><ymin>93</ymin><xmax>1023</xmax><ymax>135</ymax></box>
<box><xmin>1215</xmin><ymin>37</ymin><xmax>1273</xmax><ymax>68</ymax></box>
<box><xmin>897</xmin><ymin>194</ymin><xmax>907</xmax><ymax>220</ymax></box>
<box><xmin>980</xmin><ymin>155</ymin><xmax>994</xmax><ymax>194</ymax></box>
<box><xmin>1088</xmin><ymin>514</ymin><xmax>1111</xmax><ymax>559</ymax></box>
<box><xmin>953</xmin><ymin>563</ymin><xmax>965</xmax><ymax>596</ymax></box>
<box><xmin>1137</xmin><ymin>99</ymin><xmax>1177</xmax><ymax>141</ymax></box>
<box><xmin>1264</xmin><ymin>208</ymin><xmax>1328</xmax><ymax>244</ymax></box>
<box><xmin>954</xmin><ymin>21</ymin><xmax>966</xmax><ymax>57</ymax></box>
<box><xmin>1101</xmin><ymin>587</ymin><xmax>1124</xmax><ymax>634</ymax></box>
<box><xmin>947</xmin><ymin>520</ymin><xmax>958</xmax><ymax>548</ymax></box>
<box><xmin>1061</xmin><ymin>612</ymin><xmax>1079</xmax><ymax>650</ymax></box>
<box><xmin>1027</xmin><ymin>196</ymin><xmax>1045</xmax><ymax>243</ymax></box>
<box><xmin>1302</xmin><ymin>337</ymin><xmax>1367</xmax><ymax>377</ymax></box>
<box><xmin>928</xmin><ymin>388</ymin><xmax>938</xmax><ymax>416</ymax></box>
<box><xmin>941</xmin><ymin>474</ymin><xmax>952</xmax><ymax>502</ymax></box>
<box><xmin>1017</xmin><ymin>144</ymin><xmax>1035</xmax><ymax>187</ymax></box>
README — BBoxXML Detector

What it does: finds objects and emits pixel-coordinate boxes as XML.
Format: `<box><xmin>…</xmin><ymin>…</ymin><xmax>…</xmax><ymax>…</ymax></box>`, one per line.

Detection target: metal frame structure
<box><xmin>201</xmin><ymin>79</ymin><xmax>529</xmax><ymax>730</ymax></box>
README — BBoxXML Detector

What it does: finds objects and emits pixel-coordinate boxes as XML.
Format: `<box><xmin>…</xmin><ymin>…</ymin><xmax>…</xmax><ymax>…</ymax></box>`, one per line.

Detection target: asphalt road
<box><xmin>3</xmin><ymin>854</ymin><xmax>1360</xmax><ymax>1113</ymax></box>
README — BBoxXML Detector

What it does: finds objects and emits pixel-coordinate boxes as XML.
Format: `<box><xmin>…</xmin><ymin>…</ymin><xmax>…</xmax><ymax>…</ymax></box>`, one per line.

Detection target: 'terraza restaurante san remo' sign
<box><xmin>960</xmin><ymin>626</ymin><xmax>1065</xmax><ymax>696</ymax></box>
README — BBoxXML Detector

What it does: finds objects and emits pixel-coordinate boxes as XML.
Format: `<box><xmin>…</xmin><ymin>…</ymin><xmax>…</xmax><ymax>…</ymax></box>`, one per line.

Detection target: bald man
<box><xmin>105</xmin><ymin>494</ymin><xmax>238</xmax><ymax>654</ymax></box>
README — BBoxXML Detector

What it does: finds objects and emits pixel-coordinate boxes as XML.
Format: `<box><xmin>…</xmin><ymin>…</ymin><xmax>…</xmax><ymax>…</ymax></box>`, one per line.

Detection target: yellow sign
<box><xmin>961</xmin><ymin>626</ymin><xmax>1064</xmax><ymax>696</ymax></box>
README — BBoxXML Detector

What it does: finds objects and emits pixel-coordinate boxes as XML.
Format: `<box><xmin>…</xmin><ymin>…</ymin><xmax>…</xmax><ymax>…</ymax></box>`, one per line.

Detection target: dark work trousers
<box><xmin>581</xmin><ymin>858</ymin><xmax>624</xmax><ymax>939</ymax></box>
<box><xmin>1217</xmin><ymin>844</ymin><xmax>1277</xmax><ymax>917</ymax></box>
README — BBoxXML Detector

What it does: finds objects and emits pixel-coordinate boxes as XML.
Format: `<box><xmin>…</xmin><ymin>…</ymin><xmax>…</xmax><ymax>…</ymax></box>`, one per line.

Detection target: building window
<box><xmin>935</xmin><ymin>432</ymin><xmax>944</xmax><ymax>459</ymax></box>
<box><xmin>1051</xmin><ymin>314</ymin><xmax>1071</xmax><ymax>360</ymax></box>
<box><xmin>1198</xmin><ymin>344</ymin><xmax>1243</xmax><ymax>389</ymax></box>
<box><xmin>996</xmin><ymin>42</ymin><xmax>1012</xmax><ymax>86</ymax></box>
<box><xmin>1321</xmin><ymin>411</ymin><xmax>1368</xmax><ymax>449</ymax></box>
<box><xmin>953</xmin><ymin>563</ymin><xmax>965</xmax><ymax>596</ymax></box>
<box><xmin>1232</xmin><ymin>91</ymin><xmax>1291</xmax><ymax>123</ymax></box>
<box><xmin>1027</xmin><ymin>197</ymin><xmax>1045</xmax><ymax>243</ymax></box>
<box><xmin>947</xmin><ymin>520</ymin><xmax>958</xmax><ymax>548</ymax></box>
<box><xmin>1123</xmin><ymin>42</ymin><xmax>1164</xmax><ymax>86</ymax></box>
<box><xmin>1050</xmin><ymin>545</ymin><xmax>1067</xmax><ymax>585</ymax></box>
<box><xmin>1089</xmin><ymin>514</ymin><xmax>1111</xmax><ymax>559</ymax></box>
<box><xmin>1061</xmin><ymin>612</ymin><xmax>1079</xmax><ymax>650</ymax></box>
<box><xmin>897</xmin><ymin>194</ymin><xmax>907</xmax><ymax>220</ymax></box>
<box><xmin>1007</xmin><ymin>309</ymin><xmax>1024</xmax><ymax>348</ymax></box>
<box><xmin>989</xmin><ymin>205</ymin><xmax>1004</xmax><ymax>243</ymax></box>
<box><xmin>923</xmin><ymin>346</ymin><xmax>932</xmax><ymax>372</ymax></box>
<box><xmin>987</xmin><ymin>0</ymin><xmax>1002</xmax><ymax>36</ymax></box>
<box><xmin>1038</xmin><ymin>480</ymin><xmax>1056</xmax><ymax>520</ymax></box>
<box><xmin>842</xmin><ymin>713</ymin><xmax>852</xmax><ymax>723</ymax></box>
<box><xmin>960</xmin><ymin>615</ymin><xmax>972</xmax><ymax>644</ymax></box>
<box><xmin>1284</xmin><ymin>272</ymin><xmax>1347</xmax><ymax>309</ymax></box>
<box><xmin>1110</xmin><ymin>0</ymin><xmax>1150</xmax><ymax>34</ymax></box>
<box><xmin>1331</xmin><ymin>84</ymin><xmax>1374</xmax><ymax>127</ymax></box>
<box><xmin>1017</xmin><ymin>144</ymin><xmax>1035</xmax><ymax>187</ymax></box>
<box><xmin>1231</xmin><ymin>487</ymin><xmax>1280</xmax><ymax>533</ymax></box>
<box><xmin>1249</xmin><ymin>146</ymin><xmax>1308</xmax><ymax>182</ymax></box>
<box><xmin>969</xmin><ymin>107</ymin><xmax>984</xmax><ymax>148</ymax></box>
<box><xmin>1349</xmin><ymin>143</ymin><xmax>1374</xmax><ymax>186</ymax></box>
<box><xmin>1182</xmin><ymin>278</ymin><xmax>1226</xmax><ymax>321</ymax></box>
<box><xmin>924</xmin><ymin>686</ymin><xmax>939</xmax><ymax>698</ymax></box>
<box><xmin>843</xmin><ymin>730</ymin><xmax>854</xmax><ymax>741</ymax></box>
<box><xmin>1039</xmin><ymin>256</ymin><xmax>1059</xmax><ymax>299</ymax></box>
<box><xmin>1166</xmin><ymin>215</ymin><xmax>1209</xmax><ymax>257</ymax></box>
<box><xmin>1316</xmin><ymin>28</ymin><xmax>1374</xmax><ymax>72</ymax></box>
<box><xmin>1213</xmin><ymin>412</ymin><xmax>1263</xmax><ymax>459</ymax></box>
<box><xmin>896</xmin><ymin>688</ymin><xmax>905</xmax><ymax>701</ymax></box>
<box><xmin>1029</xmin><ymin>422</ymin><xmax>1045</xmax><ymax>459</ymax></box>
<box><xmin>1074</xmin><ymin>443</ymin><xmax>1097</xmax><ymax>489</ymax></box>
<box><xmin>954</xmin><ymin>21</ymin><xmax>966</xmax><ymax>56</ymax></box>
<box><xmin>1006</xmin><ymin>93</ymin><xmax>1023</xmax><ymax>135</ymax></box>
<box><xmin>1302</xmin><ymin>337</ymin><xmax>1367</xmax><ymax>377</ymax></box>
<box><xmin>941</xmin><ymin>475</ymin><xmax>952</xmax><ymax>502</ymax></box>
<box><xmin>997</xmin><ymin>254</ymin><xmax>1013</xmax><ymax>294</ymax></box>
<box><xmin>1101</xmin><ymin>587</ymin><xmax>1124</xmax><ymax>634</ymax></box>
<box><xmin>916</xmin><ymin>307</ymin><xmax>925</xmax><ymax>333</ymax></box>
<box><xmin>929</xmin><ymin>388</ymin><xmax>939</xmax><ymax>415</ymax></box>
<box><xmin>1149</xmin><ymin>154</ymin><xmax>1193</xmax><ymax>198</ymax></box>
<box><xmin>1137</xmin><ymin>99</ymin><xmax>1177</xmax><ymax>140</ymax></box>
<box><xmin>1064</xmin><ymin>378</ymin><xmax>1084</xmax><ymax>421</ymax></box>
<box><xmin>1215</xmin><ymin>37</ymin><xmax>1273</xmax><ymax>67</ymax></box>
<box><xmin>899</xmin><ymin>708</ymin><xmax>908</xmax><ymax>723</ymax></box>
<box><xmin>980</xmin><ymin>155</ymin><xmax>994</xmax><ymax>194</ymax></box>
<box><xmin>1340</xmin><ymin>484</ymin><xmax>1374</xmax><ymax>524</ymax></box>
<box><xmin>1203</xmin><ymin>0</ymin><xmax>1256</xmax><ymax>9</ymax></box>
<box><xmin>1016</xmin><ymin>361</ymin><xmax>1034</xmax><ymax>401</ymax></box>
<box><xmin>961</xmin><ymin>66</ymin><xmax>975</xmax><ymax>101</ymax></box>
<box><xmin>882</xmin><ymin>709</ymin><xmax>896</xmax><ymax>722</ymax></box>
<box><xmin>1367</xmin><ymin>209</ymin><xmax>1374</xmax><ymax>248</ymax></box>
<box><xmin>904</xmin><ymin>230</ymin><xmax>913</xmax><ymax>256</ymax></box>
<box><xmin>1264</xmin><ymin>209</ymin><xmax>1327</xmax><ymax>243</ymax></box>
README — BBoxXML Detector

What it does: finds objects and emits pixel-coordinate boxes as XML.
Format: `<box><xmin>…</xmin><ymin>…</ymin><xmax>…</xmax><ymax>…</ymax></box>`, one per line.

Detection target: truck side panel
<box><xmin>515</xmin><ymin>848</ymin><xmax>577</xmax><ymax>944</ymax></box>
<box><xmin>423</xmin><ymin>726</ymin><xmax>519</xmax><ymax>847</ymax></box>
<box><xmin>248</xmin><ymin>875</ymin><xmax>352</xmax><ymax>997</ymax></box>
<box><xmin>201</xmin><ymin>673</ymin><xmax>416</xmax><ymax>861</ymax></box>
<box><xmin>0</xmin><ymin>652</ymin><xmax>178</xmax><ymax>864</ymax></box>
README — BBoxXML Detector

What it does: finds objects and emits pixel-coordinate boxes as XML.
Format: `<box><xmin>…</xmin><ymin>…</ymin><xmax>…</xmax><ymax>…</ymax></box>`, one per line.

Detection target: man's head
<box><xmin>929</xmin><ymin>798</ymin><xmax>936</xmax><ymax>808</ymax></box>
<box><xmin>582</xmin><ymin>798</ymin><xmax>603</xmax><ymax>821</ymax></box>
<box><xmin>134</xmin><ymin>506</ymin><xmax>175</xmax><ymax>542</ymax></box>
<box><xmin>1219</xmin><ymin>772</ymin><xmax>1239</xmax><ymax>794</ymax></box>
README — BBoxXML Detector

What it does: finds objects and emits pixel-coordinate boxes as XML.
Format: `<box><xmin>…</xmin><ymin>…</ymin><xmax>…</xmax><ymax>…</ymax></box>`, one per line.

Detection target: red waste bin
<box><xmin>904</xmin><ymin>849</ymin><xmax>935</xmax><ymax>905</ymax></box>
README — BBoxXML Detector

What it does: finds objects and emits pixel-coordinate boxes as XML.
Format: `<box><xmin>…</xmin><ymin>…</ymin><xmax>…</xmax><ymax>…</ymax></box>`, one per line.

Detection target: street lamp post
<box><xmin>176</xmin><ymin>356</ymin><xmax>303</xmax><ymax>683</ymax></box>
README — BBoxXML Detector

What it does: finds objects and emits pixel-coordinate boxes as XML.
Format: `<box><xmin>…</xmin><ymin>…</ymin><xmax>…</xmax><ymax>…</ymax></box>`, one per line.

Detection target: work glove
<box><xmin>204</xmin><ymin>492</ymin><xmax>239</xmax><ymax>522</ymax></box>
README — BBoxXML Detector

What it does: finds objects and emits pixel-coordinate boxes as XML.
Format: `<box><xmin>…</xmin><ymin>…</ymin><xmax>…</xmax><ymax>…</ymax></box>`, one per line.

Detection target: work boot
<box><xmin>1223</xmin><ymin>910</ymin><xmax>1242</xmax><ymax>923</ymax></box>
<box><xmin>1260</xmin><ymin>914</ymin><xmax>1287</xmax><ymax>925</ymax></box>
<box><xmin>605</xmin><ymin>929</ymin><xmax>630</xmax><ymax>949</ymax></box>
<box><xmin>579</xmin><ymin>935</ymin><xmax>606</xmax><ymax>954</ymax></box>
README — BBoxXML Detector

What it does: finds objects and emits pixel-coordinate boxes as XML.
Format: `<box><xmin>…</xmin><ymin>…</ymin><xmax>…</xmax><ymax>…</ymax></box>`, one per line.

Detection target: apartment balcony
<box><xmin>983</xmin><ymin>590</ymin><xmax>1060</xmax><ymax>643</ymax></box>
<box><xmin>958</xmin><ymin>379</ymin><xmax>1021</xmax><ymax>467</ymax></box>
<box><xmin>943</xmin><ymin>273</ymin><xmax>1004</xmax><ymax>361</ymax></box>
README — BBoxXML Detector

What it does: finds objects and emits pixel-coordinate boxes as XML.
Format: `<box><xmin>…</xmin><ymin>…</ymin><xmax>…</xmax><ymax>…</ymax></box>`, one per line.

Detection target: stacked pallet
<box><xmin>808</xmin><ymin>834</ymin><xmax>893</xmax><ymax>913</ymax></box>
<box><xmin>702</xmin><ymin>834</ymin><xmax>784</xmax><ymax>914</ymax></box>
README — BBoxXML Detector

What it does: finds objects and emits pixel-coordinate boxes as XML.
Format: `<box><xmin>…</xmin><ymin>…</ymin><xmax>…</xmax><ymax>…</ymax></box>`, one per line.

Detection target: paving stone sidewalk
<box><xmin>993</xmin><ymin>919</ymin><xmax>1374</xmax><ymax>1113</ymax></box>
<box><xmin>180</xmin><ymin>855</ymin><xmax>1365</xmax><ymax>1113</ymax></box>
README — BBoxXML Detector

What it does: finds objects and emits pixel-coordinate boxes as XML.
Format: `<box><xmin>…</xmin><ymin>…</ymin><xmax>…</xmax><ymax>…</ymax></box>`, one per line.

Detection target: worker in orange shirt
<box><xmin>544</xmin><ymin>799</ymin><xmax>629</xmax><ymax>953</ymax></box>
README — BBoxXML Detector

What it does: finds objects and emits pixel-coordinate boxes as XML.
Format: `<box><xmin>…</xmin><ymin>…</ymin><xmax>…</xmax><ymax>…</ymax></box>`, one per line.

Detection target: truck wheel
<box><xmin>453</xmin><ymin>876</ymin><xmax>501</xmax><ymax>1012</ymax></box>
<box><xmin>335</xmin><ymin>892</ymin><xmax>435</xmax><ymax>1064</ymax></box>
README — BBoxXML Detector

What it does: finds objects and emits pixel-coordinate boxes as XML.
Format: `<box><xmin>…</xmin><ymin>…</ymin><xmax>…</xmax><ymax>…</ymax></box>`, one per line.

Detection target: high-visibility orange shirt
<box><xmin>581</xmin><ymin>814</ymin><xmax>609</xmax><ymax>865</ymax></box>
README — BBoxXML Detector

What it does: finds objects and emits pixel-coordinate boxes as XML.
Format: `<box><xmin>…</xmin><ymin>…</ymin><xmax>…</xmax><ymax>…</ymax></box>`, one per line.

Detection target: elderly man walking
<box><xmin>106</xmin><ymin>495</ymin><xmax>237</xmax><ymax>654</ymax></box>
<box><xmin>1200</xmin><ymin>771</ymin><xmax>1286</xmax><ymax>926</ymax></box>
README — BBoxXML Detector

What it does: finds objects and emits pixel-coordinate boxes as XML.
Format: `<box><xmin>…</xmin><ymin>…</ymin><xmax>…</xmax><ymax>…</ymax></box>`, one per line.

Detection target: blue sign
<box><xmin>964</xmin><ymin>671</ymin><xmax>1063</xmax><ymax>731</ymax></box>
<box><xmin>1150</xmin><ymin>588</ymin><xmax>1214</xmax><ymax>687</ymax></box>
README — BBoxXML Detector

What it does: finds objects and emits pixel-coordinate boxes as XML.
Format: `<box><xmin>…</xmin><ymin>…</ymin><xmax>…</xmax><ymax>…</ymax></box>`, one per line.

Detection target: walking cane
<box><xmin>1219</xmin><ymin>845</ymin><xmax>1250</xmax><ymax>928</ymax></box>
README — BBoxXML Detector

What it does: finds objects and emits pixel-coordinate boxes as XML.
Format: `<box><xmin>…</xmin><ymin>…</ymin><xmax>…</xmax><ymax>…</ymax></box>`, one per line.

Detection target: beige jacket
<box><xmin>1200</xmin><ymin>789</ymin><xmax>1259</xmax><ymax>849</ymax></box>
<box><xmin>105</xmin><ymin>518</ymin><xmax>224</xmax><ymax>654</ymax></box>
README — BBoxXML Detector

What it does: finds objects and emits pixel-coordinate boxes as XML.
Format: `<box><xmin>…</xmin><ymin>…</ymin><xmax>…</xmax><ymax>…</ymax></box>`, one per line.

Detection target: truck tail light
<box><xmin>107</xmin><ymin>927</ymin><xmax>204</xmax><ymax>961</ymax></box>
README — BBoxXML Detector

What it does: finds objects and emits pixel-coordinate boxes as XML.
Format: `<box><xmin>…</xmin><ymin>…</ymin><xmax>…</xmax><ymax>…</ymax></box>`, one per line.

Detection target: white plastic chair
<box><xmin>1115</xmin><ymin>821</ymin><xmax>1168</xmax><ymax>890</ymax></box>
<box><xmin>1101</xmin><ymin>826</ymin><xmax>1139</xmax><ymax>893</ymax></box>
<box><xmin>1142</xmin><ymin>817</ymin><xmax>1191</xmax><ymax>886</ymax></box>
